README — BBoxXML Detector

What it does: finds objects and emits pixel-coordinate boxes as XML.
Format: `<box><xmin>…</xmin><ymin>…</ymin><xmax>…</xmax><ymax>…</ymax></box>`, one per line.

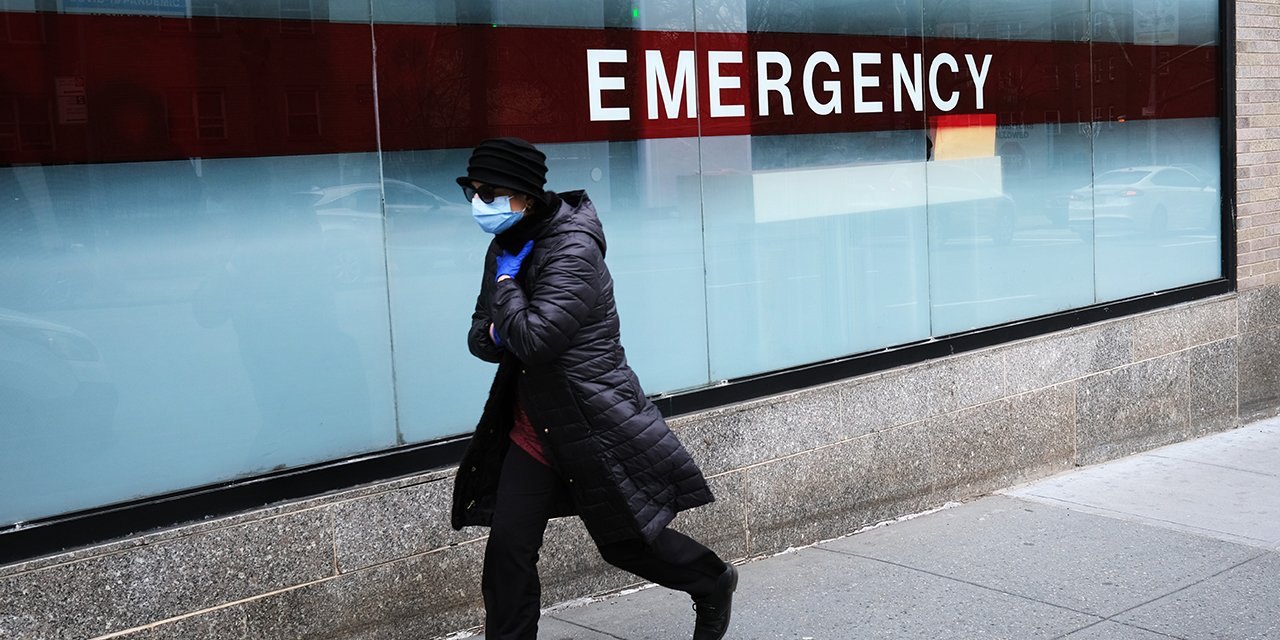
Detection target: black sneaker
<box><xmin>692</xmin><ymin>563</ymin><xmax>738</xmax><ymax>640</ymax></box>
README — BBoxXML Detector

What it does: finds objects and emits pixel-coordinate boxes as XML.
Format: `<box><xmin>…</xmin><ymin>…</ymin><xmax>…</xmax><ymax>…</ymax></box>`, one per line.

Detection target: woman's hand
<box><xmin>489</xmin><ymin>323</ymin><xmax>502</xmax><ymax>347</ymax></box>
<box><xmin>496</xmin><ymin>240</ymin><xmax>534</xmax><ymax>282</ymax></box>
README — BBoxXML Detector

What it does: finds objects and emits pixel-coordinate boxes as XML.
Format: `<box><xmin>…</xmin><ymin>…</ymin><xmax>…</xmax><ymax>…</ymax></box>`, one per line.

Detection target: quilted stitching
<box><xmin>452</xmin><ymin>191</ymin><xmax>714</xmax><ymax>545</ymax></box>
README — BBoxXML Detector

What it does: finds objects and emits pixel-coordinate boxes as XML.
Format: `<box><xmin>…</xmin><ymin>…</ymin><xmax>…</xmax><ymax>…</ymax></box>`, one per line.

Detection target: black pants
<box><xmin>482</xmin><ymin>443</ymin><xmax>726</xmax><ymax>640</ymax></box>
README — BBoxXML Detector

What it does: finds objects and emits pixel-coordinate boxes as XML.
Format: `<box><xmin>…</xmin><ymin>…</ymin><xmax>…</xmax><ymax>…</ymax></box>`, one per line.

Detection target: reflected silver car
<box><xmin>302</xmin><ymin>180</ymin><xmax>471</xmax><ymax>283</ymax></box>
<box><xmin>0</xmin><ymin>308</ymin><xmax>117</xmax><ymax>454</ymax></box>
<box><xmin>1068</xmin><ymin>166</ymin><xmax>1219</xmax><ymax>235</ymax></box>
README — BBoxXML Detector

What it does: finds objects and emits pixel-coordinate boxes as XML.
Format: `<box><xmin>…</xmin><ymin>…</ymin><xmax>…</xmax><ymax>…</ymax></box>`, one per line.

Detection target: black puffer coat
<box><xmin>450</xmin><ymin>190</ymin><xmax>713</xmax><ymax>545</ymax></box>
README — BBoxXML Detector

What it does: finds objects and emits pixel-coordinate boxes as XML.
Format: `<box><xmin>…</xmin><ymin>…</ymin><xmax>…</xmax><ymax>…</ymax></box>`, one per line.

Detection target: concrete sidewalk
<box><xmin>469</xmin><ymin>418</ymin><xmax>1280</xmax><ymax>640</ymax></box>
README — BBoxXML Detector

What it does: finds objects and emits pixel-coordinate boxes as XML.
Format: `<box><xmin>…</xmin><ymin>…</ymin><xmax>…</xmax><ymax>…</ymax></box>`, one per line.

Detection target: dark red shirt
<box><xmin>510</xmin><ymin>399</ymin><xmax>548</xmax><ymax>466</ymax></box>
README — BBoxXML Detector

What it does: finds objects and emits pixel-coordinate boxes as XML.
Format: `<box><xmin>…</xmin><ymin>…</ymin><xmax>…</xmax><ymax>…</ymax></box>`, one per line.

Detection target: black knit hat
<box><xmin>456</xmin><ymin>137</ymin><xmax>548</xmax><ymax>201</ymax></box>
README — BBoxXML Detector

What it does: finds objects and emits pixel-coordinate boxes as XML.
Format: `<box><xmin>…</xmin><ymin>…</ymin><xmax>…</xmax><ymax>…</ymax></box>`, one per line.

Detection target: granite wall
<box><xmin>6</xmin><ymin>288</ymin><xmax>1278</xmax><ymax>640</ymax></box>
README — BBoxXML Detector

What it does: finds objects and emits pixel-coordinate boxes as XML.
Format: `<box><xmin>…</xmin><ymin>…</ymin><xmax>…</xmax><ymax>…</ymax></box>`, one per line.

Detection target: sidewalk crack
<box><xmin>1147</xmin><ymin>453</ymin><xmax>1280</xmax><ymax>478</ymax></box>
<box><xmin>813</xmin><ymin>546</ymin><xmax>1104</xmax><ymax>620</ymax></box>
<box><xmin>544</xmin><ymin>616</ymin><xmax>631</xmax><ymax>640</ymax></box>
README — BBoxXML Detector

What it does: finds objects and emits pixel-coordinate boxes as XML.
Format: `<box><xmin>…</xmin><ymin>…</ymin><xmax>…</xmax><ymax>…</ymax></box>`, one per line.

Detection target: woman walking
<box><xmin>450</xmin><ymin>137</ymin><xmax>737</xmax><ymax>640</ymax></box>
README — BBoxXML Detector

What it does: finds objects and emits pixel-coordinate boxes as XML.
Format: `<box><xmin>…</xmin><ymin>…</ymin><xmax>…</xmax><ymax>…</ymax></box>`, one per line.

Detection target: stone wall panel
<box><xmin>1077</xmin><ymin>354</ymin><xmax>1191</xmax><ymax>465</ymax></box>
<box><xmin>744</xmin><ymin>422</ymin><xmax>933</xmax><ymax>556</ymax></box>
<box><xmin>241</xmin><ymin>541</ymin><xmax>485</xmax><ymax>640</ymax></box>
<box><xmin>929</xmin><ymin>384</ymin><xmax>1077</xmax><ymax>502</ymax></box>
<box><xmin>334</xmin><ymin>476</ymin><xmax>480</xmax><ymax>574</ymax></box>
<box><xmin>1190</xmin><ymin>339</ymin><xmax>1241</xmax><ymax>436</ymax></box>
<box><xmin>145</xmin><ymin>605</ymin><xmax>249</xmax><ymax>640</ymax></box>
<box><xmin>669</xmin><ymin>471</ymin><xmax>750</xmax><ymax>563</ymax></box>
<box><xmin>535</xmin><ymin>517</ymin><xmax>636</xmax><ymax>608</ymax></box>
<box><xmin>1239</xmin><ymin>325</ymin><xmax>1280</xmax><ymax>420</ymax></box>
<box><xmin>671</xmin><ymin>387</ymin><xmax>843</xmax><ymax>477</ymax></box>
<box><xmin>1002</xmin><ymin>323</ymin><xmax>1133</xmax><ymax>395</ymax></box>
<box><xmin>0</xmin><ymin>508</ymin><xmax>333</xmax><ymax>640</ymax></box>
<box><xmin>1133</xmin><ymin>299</ymin><xmax>1239</xmax><ymax>361</ymax></box>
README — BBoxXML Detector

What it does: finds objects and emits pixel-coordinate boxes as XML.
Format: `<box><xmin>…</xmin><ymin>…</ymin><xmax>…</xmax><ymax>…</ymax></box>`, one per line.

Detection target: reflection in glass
<box><xmin>703</xmin><ymin>132</ymin><xmax>930</xmax><ymax>380</ymax></box>
<box><xmin>0</xmin><ymin>157</ymin><xmax>397</xmax><ymax>528</ymax></box>
<box><xmin>748</xmin><ymin>0</ymin><xmax>924</xmax><ymax>36</ymax></box>
<box><xmin>384</xmin><ymin>138</ymin><xmax>710</xmax><ymax>444</ymax></box>
<box><xmin>921</xmin><ymin>0</ymin><xmax>1098</xmax><ymax>334</ymax></box>
<box><xmin>0</xmin><ymin>0</ymin><xmax>1227</xmax><ymax>530</ymax></box>
<box><xmin>1088</xmin><ymin>0</ymin><xmax>1221</xmax><ymax>301</ymax></box>
<box><xmin>1091</xmin><ymin>118</ymin><xmax>1222</xmax><ymax>301</ymax></box>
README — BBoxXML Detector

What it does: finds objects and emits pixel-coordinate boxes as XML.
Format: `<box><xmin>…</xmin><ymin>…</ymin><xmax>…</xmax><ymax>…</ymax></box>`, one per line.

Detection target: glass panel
<box><xmin>700</xmin><ymin>0</ymin><xmax>930</xmax><ymax>380</ymax></box>
<box><xmin>589</xmin><ymin>139</ymin><xmax>709</xmax><ymax>392</ymax></box>
<box><xmin>923</xmin><ymin>0</ymin><xmax>1098</xmax><ymax>335</ymax></box>
<box><xmin>0</xmin><ymin>156</ymin><xmax>397</xmax><ymax>526</ymax></box>
<box><xmin>0</xmin><ymin>0</ymin><xmax>1227</xmax><ymax>530</ymax></box>
<box><xmin>1089</xmin><ymin>0</ymin><xmax>1221</xmax><ymax>301</ymax></box>
<box><xmin>375</xmin><ymin>3</ymin><xmax>709</xmax><ymax>443</ymax></box>
<box><xmin>371</xmin><ymin>0</ymin><xmax>692</xmax><ymax>28</ymax></box>
<box><xmin>0</xmin><ymin>9</ymin><xmax>390</xmax><ymax>527</ymax></box>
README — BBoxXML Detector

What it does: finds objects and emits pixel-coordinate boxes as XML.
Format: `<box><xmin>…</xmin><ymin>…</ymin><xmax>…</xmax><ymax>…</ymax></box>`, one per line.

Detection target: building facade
<box><xmin>2</xmin><ymin>0</ymin><xmax>1273</xmax><ymax>637</ymax></box>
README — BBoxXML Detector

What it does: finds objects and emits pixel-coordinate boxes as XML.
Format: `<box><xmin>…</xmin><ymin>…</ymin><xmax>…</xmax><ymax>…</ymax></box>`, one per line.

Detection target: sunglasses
<box><xmin>462</xmin><ymin>183</ymin><xmax>504</xmax><ymax>204</ymax></box>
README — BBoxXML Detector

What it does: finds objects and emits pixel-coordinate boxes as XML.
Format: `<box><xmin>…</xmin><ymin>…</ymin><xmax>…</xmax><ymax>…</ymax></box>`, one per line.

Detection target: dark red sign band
<box><xmin>0</xmin><ymin>12</ymin><xmax>1219</xmax><ymax>167</ymax></box>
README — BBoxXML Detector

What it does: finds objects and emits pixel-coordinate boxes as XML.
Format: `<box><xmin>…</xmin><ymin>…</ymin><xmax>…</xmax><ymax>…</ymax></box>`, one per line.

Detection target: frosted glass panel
<box><xmin>1088</xmin><ymin>0</ymin><xmax>1221</xmax><ymax>300</ymax></box>
<box><xmin>384</xmin><ymin>139</ymin><xmax>709</xmax><ymax>443</ymax></box>
<box><xmin>747</xmin><ymin>0</ymin><xmax>924</xmax><ymax>36</ymax></box>
<box><xmin>703</xmin><ymin>133</ymin><xmax>931</xmax><ymax>381</ymax></box>
<box><xmin>926</xmin><ymin>126</ymin><xmax>1097</xmax><ymax>334</ymax></box>
<box><xmin>1091</xmin><ymin>118</ymin><xmax>1222</xmax><ymax>301</ymax></box>
<box><xmin>0</xmin><ymin>156</ymin><xmax>398</xmax><ymax>525</ymax></box>
<box><xmin>0</xmin><ymin>0</ymin><xmax>1226</xmax><ymax>532</ymax></box>
<box><xmin>596</xmin><ymin>139</ymin><xmax>710</xmax><ymax>393</ymax></box>
<box><xmin>922</xmin><ymin>0</ymin><xmax>1098</xmax><ymax>335</ymax></box>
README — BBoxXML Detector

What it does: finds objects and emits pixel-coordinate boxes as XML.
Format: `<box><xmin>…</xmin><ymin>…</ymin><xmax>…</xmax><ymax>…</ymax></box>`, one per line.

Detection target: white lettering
<box><xmin>929</xmin><ymin>53</ymin><xmax>959</xmax><ymax>112</ymax></box>
<box><xmin>756</xmin><ymin>51</ymin><xmax>793</xmax><ymax>117</ymax></box>
<box><xmin>586</xmin><ymin>47</ymin><xmax>992</xmax><ymax>121</ymax></box>
<box><xmin>851</xmin><ymin>52</ymin><xmax>882</xmax><ymax>114</ymax></box>
<box><xmin>892</xmin><ymin>53</ymin><xmax>923</xmax><ymax>113</ymax></box>
<box><xmin>646</xmin><ymin>50</ymin><xmax>697</xmax><ymax>119</ymax></box>
<box><xmin>708</xmin><ymin>51</ymin><xmax>745</xmax><ymax>118</ymax></box>
<box><xmin>587</xmin><ymin>49</ymin><xmax>630</xmax><ymax>121</ymax></box>
<box><xmin>965</xmin><ymin>54</ymin><xmax>992</xmax><ymax>110</ymax></box>
<box><xmin>802</xmin><ymin>51</ymin><xmax>841</xmax><ymax>116</ymax></box>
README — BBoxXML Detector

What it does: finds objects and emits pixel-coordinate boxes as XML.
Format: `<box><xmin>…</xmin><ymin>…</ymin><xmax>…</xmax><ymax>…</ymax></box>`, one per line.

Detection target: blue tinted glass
<box><xmin>378</xmin><ymin>149</ymin><xmax>492</xmax><ymax>443</ymax></box>
<box><xmin>578</xmin><ymin>139</ymin><xmax>710</xmax><ymax>392</ymax></box>
<box><xmin>0</xmin><ymin>0</ymin><xmax>1226</xmax><ymax>530</ymax></box>
<box><xmin>925</xmin><ymin>130</ymin><xmax>1098</xmax><ymax>335</ymax></box>
<box><xmin>1091</xmin><ymin>119</ymin><xmax>1222</xmax><ymax>301</ymax></box>
<box><xmin>702</xmin><ymin>132</ymin><xmax>931</xmax><ymax>380</ymax></box>
<box><xmin>385</xmin><ymin>139</ymin><xmax>710</xmax><ymax>445</ymax></box>
<box><xmin>1088</xmin><ymin>0</ymin><xmax>1222</xmax><ymax>300</ymax></box>
<box><xmin>922</xmin><ymin>0</ymin><xmax>1097</xmax><ymax>335</ymax></box>
<box><xmin>0</xmin><ymin>156</ymin><xmax>397</xmax><ymax>525</ymax></box>
<box><xmin>748</xmin><ymin>0</ymin><xmax>924</xmax><ymax>36</ymax></box>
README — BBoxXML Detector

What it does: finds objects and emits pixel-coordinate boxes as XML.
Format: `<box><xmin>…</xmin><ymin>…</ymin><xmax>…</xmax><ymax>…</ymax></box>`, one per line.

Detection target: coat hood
<box><xmin>544</xmin><ymin>190</ymin><xmax>606</xmax><ymax>257</ymax></box>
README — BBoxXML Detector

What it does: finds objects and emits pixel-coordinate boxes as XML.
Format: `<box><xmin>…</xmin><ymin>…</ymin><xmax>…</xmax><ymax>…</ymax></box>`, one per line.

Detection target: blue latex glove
<box><xmin>496</xmin><ymin>240</ymin><xmax>534</xmax><ymax>282</ymax></box>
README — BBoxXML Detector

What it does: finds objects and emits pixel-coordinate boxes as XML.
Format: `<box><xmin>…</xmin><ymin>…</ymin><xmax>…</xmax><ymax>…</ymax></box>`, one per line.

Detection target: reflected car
<box><xmin>1067</xmin><ymin>166</ymin><xmax>1219</xmax><ymax>235</ymax></box>
<box><xmin>0</xmin><ymin>307</ymin><xmax>117</xmax><ymax>456</ymax></box>
<box><xmin>301</xmin><ymin>180</ymin><xmax>472</xmax><ymax>283</ymax></box>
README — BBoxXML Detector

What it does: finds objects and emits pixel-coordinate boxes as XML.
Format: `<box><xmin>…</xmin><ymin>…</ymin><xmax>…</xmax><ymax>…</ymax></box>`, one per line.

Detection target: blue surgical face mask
<box><xmin>472</xmin><ymin>195</ymin><xmax>525</xmax><ymax>234</ymax></box>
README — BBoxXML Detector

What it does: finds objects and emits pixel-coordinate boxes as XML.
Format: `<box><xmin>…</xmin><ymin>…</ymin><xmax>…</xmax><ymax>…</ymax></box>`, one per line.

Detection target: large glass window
<box><xmin>0</xmin><ymin>0</ymin><xmax>1223</xmax><ymax>528</ymax></box>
